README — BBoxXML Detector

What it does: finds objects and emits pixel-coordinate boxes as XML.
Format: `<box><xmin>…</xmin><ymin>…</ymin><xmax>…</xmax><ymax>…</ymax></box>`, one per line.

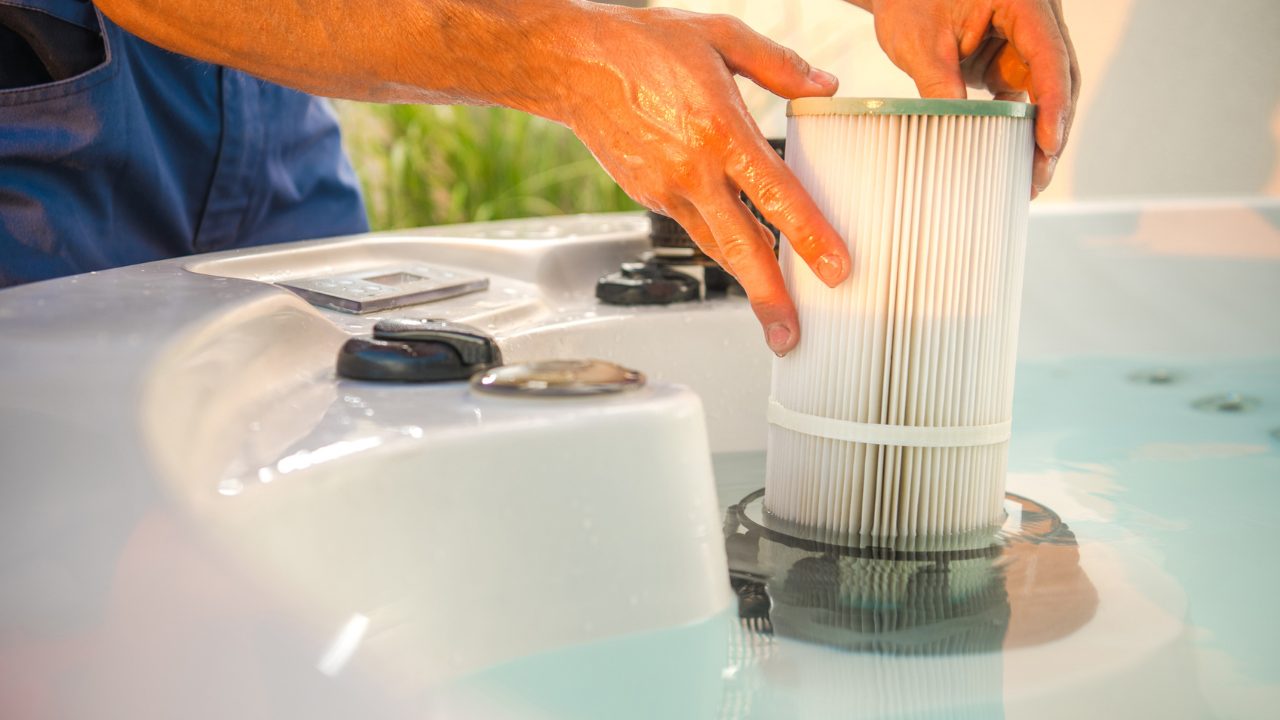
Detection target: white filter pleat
<box><xmin>767</xmin><ymin>104</ymin><xmax>1033</xmax><ymax>538</ymax></box>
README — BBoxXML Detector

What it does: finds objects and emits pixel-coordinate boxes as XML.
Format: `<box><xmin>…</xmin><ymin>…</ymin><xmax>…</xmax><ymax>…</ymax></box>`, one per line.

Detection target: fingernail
<box><xmin>766</xmin><ymin>322</ymin><xmax>793</xmax><ymax>356</ymax></box>
<box><xmin>1034</xmin><ymin>156</ymin><xmax>1058</xmax><ymax>196</ymax></box>
<box><xmin>808</xmin><ymin>67</ymin><xmax>838</xmax><ymax>88</ymax></box>
<box><xmin>816</xmin><ymin>253</ymin><xmax>847</xmax><ymax>287</ymax></box>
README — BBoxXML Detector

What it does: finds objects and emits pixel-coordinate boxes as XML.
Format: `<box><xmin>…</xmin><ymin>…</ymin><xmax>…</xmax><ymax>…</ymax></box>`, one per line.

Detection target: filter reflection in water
<box><xmin>725</xmin><ymin>490</ymin><xmax>1097</xmax><ymax>654</ymax></box>
<box><xmin>721</xmin><ymin>490</ymin><xmax>1097</xmax><ymax>716</ymax></box>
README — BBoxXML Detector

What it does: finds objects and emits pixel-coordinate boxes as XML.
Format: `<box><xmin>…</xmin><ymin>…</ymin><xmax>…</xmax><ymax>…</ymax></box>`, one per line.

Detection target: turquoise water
<box><xmin>440</xmin><ymin>356</ymin><xmax>1280</xmax><ymax>718</ymax></box>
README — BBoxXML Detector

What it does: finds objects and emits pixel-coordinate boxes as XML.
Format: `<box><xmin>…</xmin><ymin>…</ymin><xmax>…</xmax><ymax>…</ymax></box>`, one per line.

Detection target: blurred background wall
<box><xmin>337</xmin><ymin>0</ymin><xmax>1279</xmax><ymax>231</ymax></box>
<box><xmin>656</xmin><ymin>0</ymin><xmax>1280</xmax><ymax>203</ymax></box>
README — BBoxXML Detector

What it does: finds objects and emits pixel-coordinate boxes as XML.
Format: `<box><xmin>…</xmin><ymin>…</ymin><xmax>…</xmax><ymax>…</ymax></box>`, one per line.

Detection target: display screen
<box><xmin>363</xmin><ymin>272</ymin><xmax>426</xmax><ymax>286</ymax></box>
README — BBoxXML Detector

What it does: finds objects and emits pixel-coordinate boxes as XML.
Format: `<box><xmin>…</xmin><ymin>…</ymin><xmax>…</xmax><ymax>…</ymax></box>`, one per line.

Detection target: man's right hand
<box><xmin>95</xmin><ymin>0</ymin><xmax>854</xmax><ymax>355</ymax></box>
<box><xmin>538</xmin><ymin>5</ymin><xmax>851</xmax><ymax>355</ymax></box>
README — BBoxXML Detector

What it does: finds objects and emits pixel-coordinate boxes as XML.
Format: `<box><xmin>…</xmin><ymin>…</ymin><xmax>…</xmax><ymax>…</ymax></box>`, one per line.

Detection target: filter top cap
<box><xmin>788</xmin><ymin>97</ymin><xmax>1035</xmax><ymax>119</ymax></box>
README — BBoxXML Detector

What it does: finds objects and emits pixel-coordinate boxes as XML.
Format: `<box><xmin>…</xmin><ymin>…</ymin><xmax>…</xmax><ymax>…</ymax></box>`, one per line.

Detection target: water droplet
<box><xmin>217</xmin><ymin>478</ymin><xmax>244</xmax><ymax>497</ymax></box>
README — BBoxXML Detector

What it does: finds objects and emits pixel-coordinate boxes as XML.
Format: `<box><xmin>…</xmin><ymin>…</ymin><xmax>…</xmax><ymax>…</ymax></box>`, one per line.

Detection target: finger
<box><xmin>1021</xmin><ymin>1</ymin><xmax>1076</xmax><ymax>194</ymax></box>
<box><xmin>707</xmin><ymin>15</ymin><xmax>838</xmax><ymax>98</ymax></box>
<box><xmin>696</xmin><ymin>189</ymin><xmax>800</xmax><ymax>356</ymax></box>
<box><xmin>985</xmin><ymin>42</ymin><xmax>1031</xmax><ymax>96</ymax></box>
<box><xmin>1048</xmin><ymin>0</ymin><xmax>1082</xmax><ymax>161</ymax></box>
<box><xmin>993</xmin><ymin>1</ymin><xmax>1072</xmax><ymax>159</ymax></box>
<box><xmin>665</xmin><ymin>203</ymin><xmax>730</xmax><ymax>269</ymax></box>
<box><xmin>725</xmin><ymin>134</ymin><xmax>850</xmax><ymax>290</ymax></box>
<box><xmin>1031</xmin><ymin>146</ymin><xmax>1056</xmax><ymax>199</ymax></box>
<box><xmin>960</xmin><ymin>36</ymin><xmax>1007</xmax><ymax>89</ymax></box>
<box><xmin>899</xmin><ymin>32</ymin><xmax>967</xmax><ymax>99</ymax></box>
<box><xmin>983</xmin><ymin>42</ymin><xmax>1056</xmax><ymax>194</ymax></box>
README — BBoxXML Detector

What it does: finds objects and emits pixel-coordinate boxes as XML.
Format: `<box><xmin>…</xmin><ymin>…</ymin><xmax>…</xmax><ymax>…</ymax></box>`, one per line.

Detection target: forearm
<box><xmin>95</xmin><ymin>0</ymin><xmax>853</xmax><ymax>356</ymax></box>
<box><xmin>93</xmin><ymin>0</ymin><xmax>597</xmax><ymax>118</ymax></box>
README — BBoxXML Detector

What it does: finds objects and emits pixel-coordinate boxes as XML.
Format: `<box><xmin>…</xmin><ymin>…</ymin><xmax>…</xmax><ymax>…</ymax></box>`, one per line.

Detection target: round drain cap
<box><xmin>471</xmin><ymin>359</ymin><xmax>645</xmax><ymax>397</ymax></box>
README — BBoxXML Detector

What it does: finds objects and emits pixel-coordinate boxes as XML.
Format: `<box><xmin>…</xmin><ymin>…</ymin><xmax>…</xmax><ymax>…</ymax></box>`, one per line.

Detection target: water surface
<box><xmin>440</xmin><ymin>356</ymin><xmax>1280</xmax><ymax>718</ymax></box>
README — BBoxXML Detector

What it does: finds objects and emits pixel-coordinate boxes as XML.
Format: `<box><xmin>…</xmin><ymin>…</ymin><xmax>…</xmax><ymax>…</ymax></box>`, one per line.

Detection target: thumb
<box><xmin>707</xmin><ymin>16</ymin><xmax>838</xmax><ymax>98</ymax></box>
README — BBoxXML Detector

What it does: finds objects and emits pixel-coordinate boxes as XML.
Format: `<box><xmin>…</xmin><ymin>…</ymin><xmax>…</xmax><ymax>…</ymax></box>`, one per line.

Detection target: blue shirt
<box><xmin>0</xmin><ymin>1</ymin><xmax>369</xmax><ymax>287</ymax></box>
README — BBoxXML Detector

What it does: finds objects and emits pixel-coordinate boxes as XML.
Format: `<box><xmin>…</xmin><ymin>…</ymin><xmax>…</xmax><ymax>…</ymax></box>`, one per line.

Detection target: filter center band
<box><xmin>767</xmin><ymin>399</ymin><xmax>1012</xmax><ymax>448</ymax></box>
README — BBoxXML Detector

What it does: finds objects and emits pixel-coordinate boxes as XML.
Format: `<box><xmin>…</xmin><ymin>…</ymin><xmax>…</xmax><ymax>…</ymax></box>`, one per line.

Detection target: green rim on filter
<box><xmin>787</xmin><ymin>97</ymin><xmax>1035</xmax><ymax>119</ymax></box>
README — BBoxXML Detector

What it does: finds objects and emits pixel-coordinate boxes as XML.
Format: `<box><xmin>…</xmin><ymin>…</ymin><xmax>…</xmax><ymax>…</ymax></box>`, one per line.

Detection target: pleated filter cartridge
<box><xmin>767</xmin><ymin>98</ymin><xmax>1035</xmax><ymax>538</ymax></box>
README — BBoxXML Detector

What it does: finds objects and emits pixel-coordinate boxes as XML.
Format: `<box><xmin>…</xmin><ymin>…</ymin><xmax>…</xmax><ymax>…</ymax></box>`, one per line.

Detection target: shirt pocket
<box><xmin>0</xmin><ymin>0</ymin><xmax>116</xmax><ymax>106</ymax></box>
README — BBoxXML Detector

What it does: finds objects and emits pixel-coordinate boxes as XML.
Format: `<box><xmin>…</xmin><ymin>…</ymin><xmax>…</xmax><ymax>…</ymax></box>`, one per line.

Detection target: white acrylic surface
<box><xmin>1</xmin><ymin>201</ymin><xmax>1277</xmax><ymax>717</ymax></box>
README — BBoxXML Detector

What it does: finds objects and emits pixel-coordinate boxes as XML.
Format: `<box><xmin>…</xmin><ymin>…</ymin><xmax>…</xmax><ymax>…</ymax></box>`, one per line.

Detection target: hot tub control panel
<box><xmin>278</xmin><ymin>264</ymin><xmax>489</xmax><ymax>314</ymax></box>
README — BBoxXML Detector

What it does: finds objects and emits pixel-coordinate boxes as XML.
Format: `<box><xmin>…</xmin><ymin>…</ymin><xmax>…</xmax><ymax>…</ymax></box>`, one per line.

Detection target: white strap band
<box><xmin>767</xmin><ymin>399</ymin><xmax>1011</xmax><ymax>448</ymax></box>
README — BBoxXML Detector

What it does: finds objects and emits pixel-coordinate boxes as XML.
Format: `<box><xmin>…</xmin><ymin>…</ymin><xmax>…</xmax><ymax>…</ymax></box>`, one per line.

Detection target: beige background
<box><xmin>651</xmin><ymin>0</ymin><xmax>1280</xmax><ymax>202</ymax></box>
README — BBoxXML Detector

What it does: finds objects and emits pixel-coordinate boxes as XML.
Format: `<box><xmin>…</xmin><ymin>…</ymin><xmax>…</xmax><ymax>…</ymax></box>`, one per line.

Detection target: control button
<box><xmin>596</xmin><ymin>260</ymin><xmax>700</xmax><ymax>306</ymax></box>
<box><xmin>373</xmin><ymin>318</ymin><xmax>503</xmax><ymax>367</ymax></box>
<box><xmin>337</xmin><ymin>338</ymin><xmax>475</xmax><ymax>382</ymax></box>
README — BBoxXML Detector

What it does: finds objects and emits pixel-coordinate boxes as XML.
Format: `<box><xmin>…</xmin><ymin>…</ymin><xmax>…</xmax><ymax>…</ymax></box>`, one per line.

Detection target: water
<box><xmin>438</xmin><ymin>356</ymin><xmax>1280</xmax><ymax>718</ymax></box>
<box><xmin>724</xmin><ymin>488</ymin><xmax>1084</xmax><ymax>656</ymax></box>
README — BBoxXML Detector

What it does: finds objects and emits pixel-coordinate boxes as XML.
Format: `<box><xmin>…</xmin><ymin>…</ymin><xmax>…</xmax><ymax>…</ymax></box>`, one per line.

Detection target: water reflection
<box><xmin>724</xmin><ymin>490</ymin><xmax>1098</xmax><ymax>655</ymax></box>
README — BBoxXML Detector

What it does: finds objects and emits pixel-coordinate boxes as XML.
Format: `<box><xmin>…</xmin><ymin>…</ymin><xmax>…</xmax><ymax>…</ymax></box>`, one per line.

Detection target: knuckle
<box><xmin>744</xmin><ymin>279</ymin><xmax>788</xmax><ymax>311</ymax></box>
<box><xmin>721</xmin><ymin>14</ymin><xmax>751</xmax><ymax>37</ymax></box>
<box><xmin>652</xmin><ymin>196</ymin><xmax>687</xmax><ymax>221</ymax></box>
<box><xmin>680</xmin><ymin>112</ymin><xmax>726</xmax><ymax>152</ymax></box>
<box><xmin>773</xmin><ymin>44</ymin><xmax>808</xmax><ymax>74</ymax></box>
<box><xmin>748</xmin><ymin>297</ymin><xmax>788</xmax><ymax>320</ymax></box>
<box><xmin>699</xmin><ymin>114</ymin><xmax>731</xmax><ymax>143</ymax></box>
<box><xmin>666</xmin><ymin>155</ymin><xmax>706</xmax><ymax>193</ymax></box>
<box><xmin>702</xmin><ymin>13</ymin><xmax>745</xmax><ymax>39</ymax></box>
<box><xmin>719</xmin><ymin>234</ymin><xmax>758</xmax><ymax>267</ymax></box>
<box><xmin>752</xmin><ymin>177</ymin><xmax>791</xmax><ymax>219</ymax></box>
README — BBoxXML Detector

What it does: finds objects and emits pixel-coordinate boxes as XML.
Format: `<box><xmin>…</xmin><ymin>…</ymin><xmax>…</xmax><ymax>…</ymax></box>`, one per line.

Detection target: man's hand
<box><xmin>95</xmin><ymin>0</ymin><xmax>852</xmax><ymax>356</ymax></box>
<box><xmin>849</xmin><ymin>0</ymin><xmax>1080</xmax><ymax>196</ymax></box>
<box><xmin>549</xmin><ymin>6</ymin><xmax>851</xmax><ymax>355</ymax></box>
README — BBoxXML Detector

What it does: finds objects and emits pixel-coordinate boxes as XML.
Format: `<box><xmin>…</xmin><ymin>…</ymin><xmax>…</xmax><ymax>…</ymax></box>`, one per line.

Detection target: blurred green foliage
<box><xmin>335</xmin><ymin>102</ymin><xmax>640</xmax><ymax>231</ymax></box>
